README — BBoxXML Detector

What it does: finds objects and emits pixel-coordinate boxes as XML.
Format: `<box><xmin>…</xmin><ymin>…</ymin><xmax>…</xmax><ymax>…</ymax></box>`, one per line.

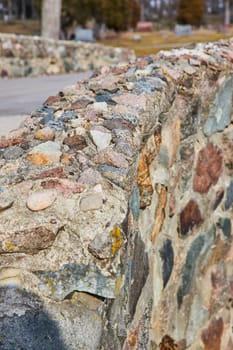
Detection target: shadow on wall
<box><xmin>0</xmin><ymin>287</ymin><xmax>67</xmax><ymax>350</ymax></box>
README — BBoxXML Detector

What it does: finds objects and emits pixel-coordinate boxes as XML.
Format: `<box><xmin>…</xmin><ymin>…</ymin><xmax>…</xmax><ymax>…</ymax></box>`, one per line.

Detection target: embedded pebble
<box><xmin>90</xmin><ymin>129</ymin><xmax>112</xmax><ymax>151</ymax></box>
<box><xmin>26</xmin><ymin>190</ymin><xmax>57</xmax><ymax>211</ymax></box>
<box><xmin>34</xmin><ymin>126</ymin><xmax>55</xmax><ymax>141</ymax></box>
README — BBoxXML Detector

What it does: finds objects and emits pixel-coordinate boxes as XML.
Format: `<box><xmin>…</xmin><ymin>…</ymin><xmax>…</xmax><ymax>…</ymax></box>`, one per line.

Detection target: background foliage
<box><xmin>36</xmin><ymin>0</ymin><xmax>140</xmax><ymax>31</ymax></box>
<box><xmin>176</xmin><ymin>0</ymin><xmax>206</xmax><ymax>26</ymax></box>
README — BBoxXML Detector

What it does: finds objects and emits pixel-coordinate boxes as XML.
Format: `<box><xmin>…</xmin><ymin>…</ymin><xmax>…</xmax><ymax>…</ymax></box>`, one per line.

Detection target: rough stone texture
<box><xmin>0</xmin><ymin>33</ymin><xmax>135</xmax><ymax>78</ymax></box>
<box><xmin>0</xmin><ymin>287</ymin><xmax>102</xmax><ymax>350</ymax></box>
<box><xmin>193</xmin><ymin>143</ymin><xmax>223</xmax><ymax>194</ymax></box>
<box><xmin>1</xmin><ymin>38</ymin><xmax>233</xmax><ymax>349</ymax></box>
<box><xmin>179</xmin><ymin>199</ymin><xmax>203</xmax><ymax>237</ymax></box>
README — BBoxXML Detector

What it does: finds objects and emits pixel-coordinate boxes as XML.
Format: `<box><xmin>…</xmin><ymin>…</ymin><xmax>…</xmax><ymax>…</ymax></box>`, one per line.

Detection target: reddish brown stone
<box><xmin>111</xmin><ymin>65</ymin><xmax>128</xmax><ymax>75</ymax></box>
<box><xmin>201</xmin><ymin>317</ymin><xmax>223</xmax><ymax>350</ymax></box>
<box><xmin>177</xmin><ymin>339</ymin><xmax>186</xmax><ymax>350</ymax></box>
<box><xmin>211</xmin><ymin>269</ymin><xmax>223</xmax><ymax>289</ymax></box>
<box><xmin>0</xmin><ymin>137</ymin><xmax>26</xmax><ymax>148</ymax></box>
<box><xmin>169</xmin><ymin>193</ymin><xmax>176</xmax><ymax>217</ymax></box>
<box><xmin>35</xmin><ymin>166</ymin><xmax>66</xmax><ymax>179</ymax></box>
<box><xmin>159</xmin><ymin>335</ymin><xmax>178</xmax><ymax>350</ymax></box>
<box><xmin>212</xmin><ymin>189</ymin><xmax>224</xmax><ymax>210</ymax></box>
<box><xmin>221</xmin><ymin>49</ymin><xmax>233</xmax><ymax>62</ymax></box>
<box><xmin>225</xmin><ymin>337</ymin><xmax>233</xmax><ymax>350</ymax></box>
<box><xmin>137</xmin><ymin>151</ymin><xmax>153</xmax><ymax>208</ymax></box>
<box><xmin>221</xmin><ymin>133</ymin><xmax>233</xmax><ymax>175</ymax></box>
<box><xmin>41</xmin><ymin>178</ymin><xmax>85</xmax><ymax>197</ymax></box>
<box><xmin>126</xmin><ymin>331</ymin><xmax>137</xmax><ymax>347</ymax></box>
<box><xmin>63</xmin><ymin>135</ymin><xmax>87</xmax><ymax>150</ymax></box>
<box><xmin>193</xmin><ymin>143</ymin><xmax>223</xmax><ymax>194</ymax></box>
<box><xmin>179</xmin><ymin>199</ymin><xmax>203</xmax><ymax>236</ymax></box>
<box><xmin>209</xmin><ymin>267</ymin><xmax>225</xmax><ymax>310</ymax></box>
<box><xmin>44</xmin><ymin>96</ymin><xmax>62</xmax><ymax>105</ymax></box>
<box><xmin>0</xmin><ymin>226</ymin><xmax>57</xmax><ymax>254</ymax></box>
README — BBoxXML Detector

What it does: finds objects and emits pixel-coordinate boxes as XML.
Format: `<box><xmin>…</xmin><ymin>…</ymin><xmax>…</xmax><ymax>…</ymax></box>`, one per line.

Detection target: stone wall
<box><xmin>0</xmin><ymin>38</ymin><xmax>233</xmax><ymax>349</ymax></box>
<box><xmin>0</xmin><ymin>33</ymin><xmax>135</xmax><ymax>78</ymax></box>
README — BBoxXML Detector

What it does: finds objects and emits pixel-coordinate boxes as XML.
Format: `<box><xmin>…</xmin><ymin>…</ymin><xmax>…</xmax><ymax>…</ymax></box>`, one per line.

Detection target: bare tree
<box><xmin>21</xmin><ymin>0</ymin><xmax>26</xmax><ymax>19</ymax></box>
<box><xmin>140</xmin><ymin>0</ymin><xmax>145</xmax><ymax>21</ymax></box>
<box><xmin>224</xmin><ymin>0</ymin><xmax>231</xmax><ymax>26</ymax></box>
<box><xmin>7</xmin><ymin>0</ymin><xmax>13</xmax><ymax>18</ymax></box>
<box><xmin>41</xmin><ymin>0</ymin><xmax>62</xmax><ymax>39</ymax></box>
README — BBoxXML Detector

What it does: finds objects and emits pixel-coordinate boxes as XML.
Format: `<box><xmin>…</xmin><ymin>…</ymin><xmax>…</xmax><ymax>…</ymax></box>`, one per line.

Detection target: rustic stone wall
<box><xmin>0</xmin><ymin>38</ymin><xmax>233</xmax><ymax>349</ymax></box>
<box><xmin>0</xmin><ymin>33</ymin><xmax>135</xmax><ymax>78</ymax></box>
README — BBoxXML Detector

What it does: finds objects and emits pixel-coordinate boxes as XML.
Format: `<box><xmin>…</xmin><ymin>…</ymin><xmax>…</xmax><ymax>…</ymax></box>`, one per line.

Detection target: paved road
<box><xmin>0</xmin><ymin>72</ymin><xmax>91</xmax><ymax>135</ymax></box>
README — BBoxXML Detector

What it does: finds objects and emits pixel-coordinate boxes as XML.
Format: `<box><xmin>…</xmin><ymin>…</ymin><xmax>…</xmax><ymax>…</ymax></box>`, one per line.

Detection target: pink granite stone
<box><xmin>94</xmin><ymin>147</ymin><xmax>128</xmax><ymax>169</ymax></box>
<box><xmin>41</xmin><ymin>178</ymin><xmax>85</xmax><ymax>197</ymax></box>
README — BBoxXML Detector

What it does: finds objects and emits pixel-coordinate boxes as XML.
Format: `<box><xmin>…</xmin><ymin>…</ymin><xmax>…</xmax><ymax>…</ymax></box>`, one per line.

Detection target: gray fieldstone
<box><xmin>203</xmin><ymin>75</ymin><xmax>233</xmax><ymax>136</ymax></box>
<box><xmin>3</xmin><ymin>145</ymin><xmax>24</xmax><ymax>160</ymax></box>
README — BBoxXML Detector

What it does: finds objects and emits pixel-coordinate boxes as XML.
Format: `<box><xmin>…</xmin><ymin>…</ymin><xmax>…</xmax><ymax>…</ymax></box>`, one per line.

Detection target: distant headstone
<box><xmin>136</xmin><ymin>22</ymin><xmax>153</xmax><ymax>32</ymax></box>
<box><xmin>175</xmin><ymin>25</ymin><xmax>192</xmax><ymax>36</ymax></box>
<box><xmin>75</xmin><ymin>28</ymin><xmax>95</xmax><ymax>42</ymax></box>
<box><xmin>132</xmin><ymin>34</ymin><xmax>142</xmax><ymax>42</ymax></box>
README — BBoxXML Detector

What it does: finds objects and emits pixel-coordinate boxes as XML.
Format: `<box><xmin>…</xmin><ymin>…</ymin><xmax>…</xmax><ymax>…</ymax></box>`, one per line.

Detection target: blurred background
<box><xmin>0</xmin><ymin>0</ymin><xmax>233</xmax><ymax>56</ymax></box>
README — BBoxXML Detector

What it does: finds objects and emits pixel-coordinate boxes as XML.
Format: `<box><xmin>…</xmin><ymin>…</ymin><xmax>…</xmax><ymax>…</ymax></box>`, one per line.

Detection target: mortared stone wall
<box><xmin>0</xmin><ymin>33</ymin><xmax>135</xmax><ymax>78</ymax></box>
<box><xmin>0</xmin><ymin>38</ymin><xmax>233</xmax><ymax>349</ymax></box>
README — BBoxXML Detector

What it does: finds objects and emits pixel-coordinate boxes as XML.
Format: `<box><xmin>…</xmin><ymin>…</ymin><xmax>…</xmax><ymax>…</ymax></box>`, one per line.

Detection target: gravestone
<box><xmin>175</xmin><ymin>24</ymin><xmax>192</xmax><ymax>36</ymax></box>
<box><xmin>75</xmin><ymin>28</ymin><xmax>95</xmax><ymax>42</ymax></box>
<box><xmin>132</xmin><ymin>34</ymin><xmax>142</xmax><ymax>42</ymax></box>
<box><xmin>136</xmin><ymin>21</ymin><xmax>153</xmax><ymax>32</ymax></box>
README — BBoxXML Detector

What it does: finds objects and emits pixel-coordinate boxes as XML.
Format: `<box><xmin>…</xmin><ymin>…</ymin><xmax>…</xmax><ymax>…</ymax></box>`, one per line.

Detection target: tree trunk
<box><xmin>21</xmin><ymin>0</ymin><xmax>26</xmax><ymax>19</ymax></box>
<box><xmin>224</xmin><ymin>0</ymin><xmax>230</xmax><ymax>26</ymax></box>
<box><xmin>41</xmin><ymin>0</ymin><xmax>62</xmax><ymax>39</ymax></box>
<box><xmin>7</xmin><ymin>0</ymin><xmax>13</xmax><ymax>19</ymax></box>
<box><xmin>140</xmin><ymin>0</ymin><xmax>145</xmax><ymax>21</ymax></box>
